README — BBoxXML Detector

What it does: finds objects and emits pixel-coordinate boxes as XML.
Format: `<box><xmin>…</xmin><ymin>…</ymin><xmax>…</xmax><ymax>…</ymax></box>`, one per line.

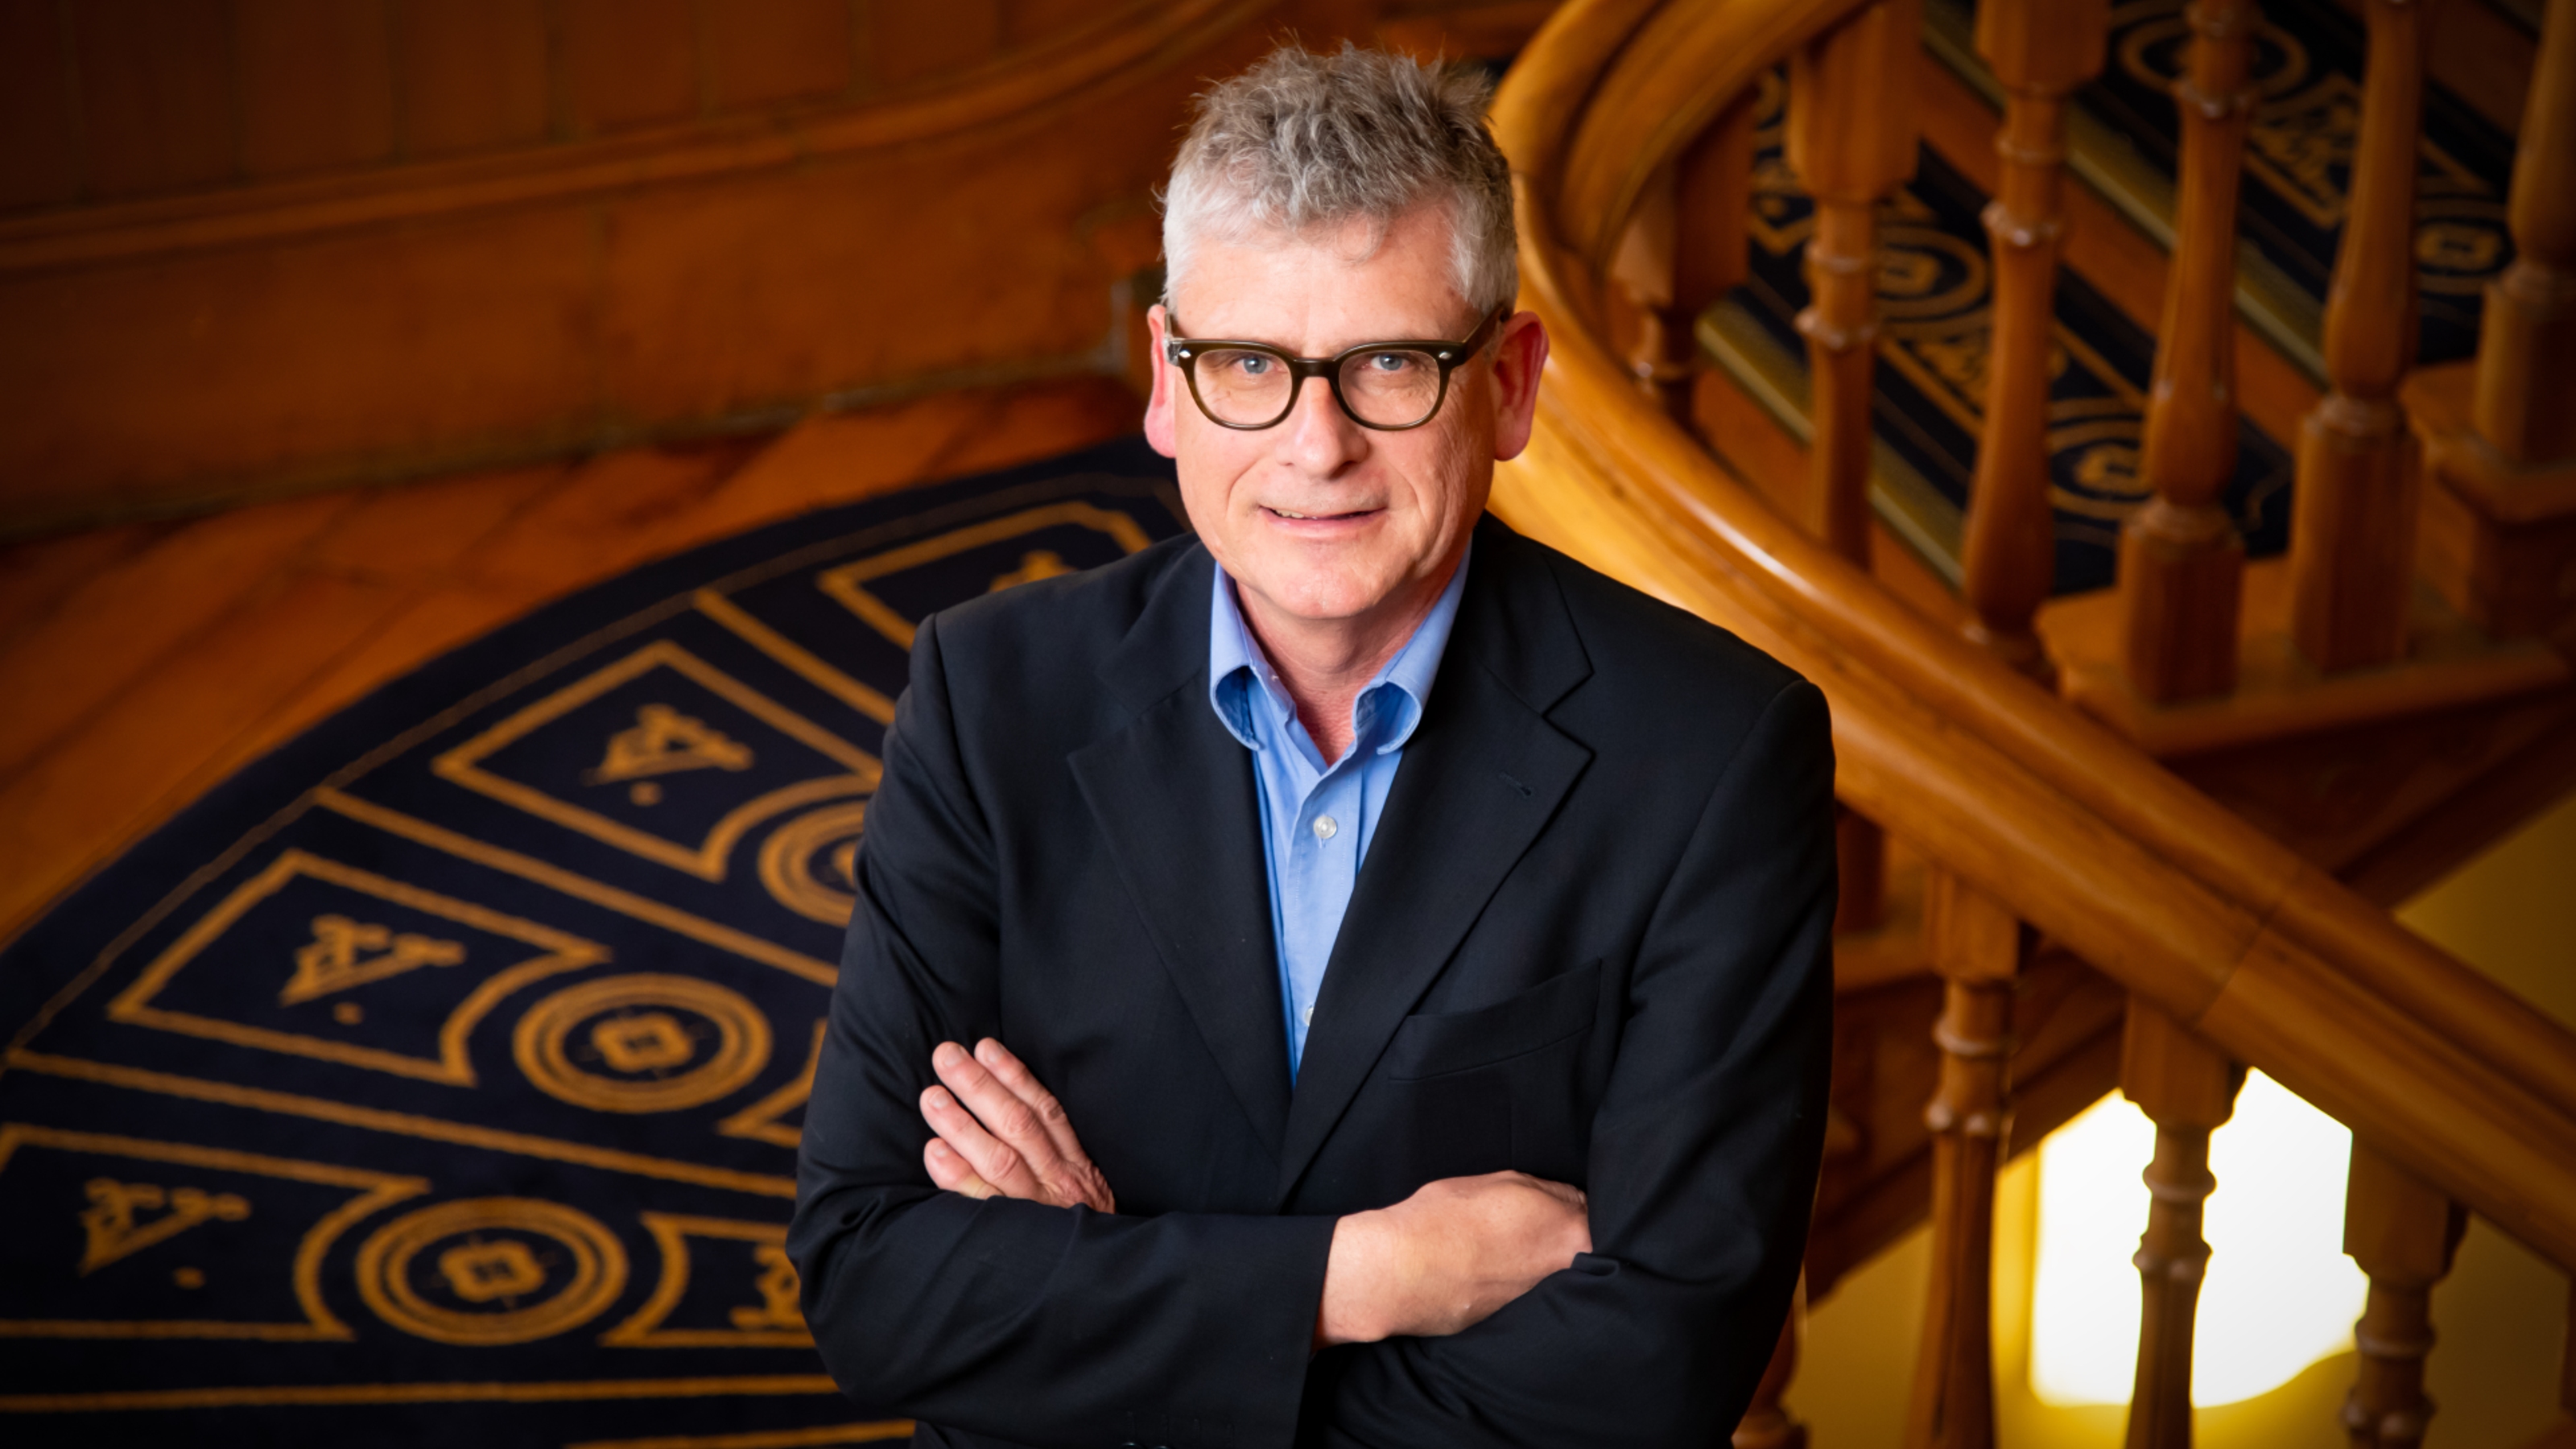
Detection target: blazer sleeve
<box><xmin>787</xmin><ymin>612</ymin><xmax>1338</xmax><ymax>1449</ymax></box>
<box><xmin>1301</xmin><ymin>678</ymin><xmax>1838</xmax><ymax>1449</ymax></box>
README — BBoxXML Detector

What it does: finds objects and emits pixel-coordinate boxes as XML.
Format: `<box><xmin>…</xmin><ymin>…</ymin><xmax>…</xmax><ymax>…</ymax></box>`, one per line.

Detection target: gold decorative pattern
<box><xmin>599</xmin><ymin>1212</ymin><xmax>813</xmax><ymax>1349</ymax></box>
<box><xmin>514</xmin><ymin>975</ymin><xmax>774</xmax><ymax>1115</ymax></box>
<box><xmin>105</xmin><ymin>850</ymin><xmax>609</xmax><ymax>1087</ymax></box>
<box><xmin>757</xmin><ymin>803</ymin><xmax>867</xmax><ymax>927</ymax></box>
<box><xmin>354</xmin><ymin>1197</ymin><xmax>629</xmax><ymax>1346</ymax></box>
<box><xmin>79</xmin><ymin>1178</ymin><xmax>250</xmax><ymax>1274</ymax></box>
<box><xmin>0</xmin><ymin>1125</ymin><xmax>427</xmax><ymax>1341</ymax></box>
<box><xmin>716</xmin><ymin>1019</ymin><xmax>826</xmax><ymax>1151</ymax></box>
<box><xmin>816</xmin><ymin>502</ymin><xmax>1154</xmax><ymax>650</ymax></box>
<box><xmin>6</xmin><ymin>1051</ymin><xmax>798</xmax><ymax>1199</ymax></box>
<box><xmin>282</xmin><ymin>914</ymin><xmax>467</xmax><ymax>1005</ymax></box>
<box><xmin>431</xmin><ymin>640</ymin><xmax>878</xmax><ymax>882</ymax></box>
<box><xmin>316</xmin><ymin>790</ymin><xmax>840</xmax><ymax>988</ymax></box>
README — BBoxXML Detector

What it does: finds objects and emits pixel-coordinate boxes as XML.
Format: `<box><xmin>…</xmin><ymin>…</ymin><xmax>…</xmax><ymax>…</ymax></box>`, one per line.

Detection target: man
<box><xmin>789</xmin><ymin>44</ymin><xmax>1834</xmax><ymax>1449</ymax></box>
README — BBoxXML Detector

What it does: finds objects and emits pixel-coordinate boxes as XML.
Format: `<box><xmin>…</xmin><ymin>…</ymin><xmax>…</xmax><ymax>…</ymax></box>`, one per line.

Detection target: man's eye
<box><xmin>1230</xmin><ymin>354</ymin><xmax>1274</xmax><ymax>377</ymax></box>
<box><xmin>1364</xmin><ymin>353</ymin><xmax>1415</xmax><ymax>374</ymax></box>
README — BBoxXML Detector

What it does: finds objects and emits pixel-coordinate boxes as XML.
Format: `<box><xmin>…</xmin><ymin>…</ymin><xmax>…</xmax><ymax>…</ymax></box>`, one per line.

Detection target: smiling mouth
<box><xmin>1264</xmin><ymin>506</ymin><xmax>1378</xmax><ymax>521</ymax></box>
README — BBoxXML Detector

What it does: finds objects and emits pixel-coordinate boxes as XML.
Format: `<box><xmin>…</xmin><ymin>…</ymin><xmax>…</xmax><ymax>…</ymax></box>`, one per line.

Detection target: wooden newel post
<box><xmin>2289</xmin><ymin>0</ymin><xmax>2426</xmax><ymax>671</ymax></box>
<box><xmin>2341</xmin><ymin>1141</ymin><xmax>2467</xmax><ymax>1449</ymax></box>
<box><xmin>1909</xmin><ymin>868</ymin><xmax>2024</xmax><ymax>1449</ymax></box>
<box><xmin>1786</xmin><ymin>0</ymin><xmax>1921</xmax><ymax>566</ymax></box>
<box><xmin>1959</xmin><ymin>0</ymin><xmax>2112</xmax><ymax>684</ymax></box>
<box><xmin>2120</xmin><ymin>999</ymin><xmax>2244</xmax><ymax>1449</ymax></box>
<box><xmin>2120</xmin><ymin>0</ymin><xmax>2260</xmax><ymax>703</ymax></box>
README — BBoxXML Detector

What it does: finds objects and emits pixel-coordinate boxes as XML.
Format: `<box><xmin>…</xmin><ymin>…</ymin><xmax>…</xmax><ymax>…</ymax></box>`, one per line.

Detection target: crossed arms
<box><xmin>786</xmin><ymin>608</ymin><xmax>1838</xmax><ymax>1448</ymax></box>
<box><xmin>918</xmin><ymin>1035</ymin><xmax>1593</xmax><ymax>1349</ymax></box>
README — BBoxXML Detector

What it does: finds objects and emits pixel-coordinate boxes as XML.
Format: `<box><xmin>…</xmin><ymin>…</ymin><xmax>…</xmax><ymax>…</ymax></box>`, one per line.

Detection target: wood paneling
<box><xmin>708</xmin><ymin>0</ymin><xmax>853</xmax><ymax>109</ymax></box>
<box><xmin>560</xmin><ymin>0</ymin><xmax>700</xmax><ymax>135</ymax></box>
<box><xmin>235</xmin><ymin>0</ymin><xmax>396</xmax><ymax>179</ymax></box>
<box><xmin>397</xmin><ymin>0</ymin><xmax>551</xmax><ymax>159</ymax></box>
<box><xmin>0</xmin><ymin>1</ymin><xmax>1328</xmax><ymax>536</ymax></box>
<box><xmin>873</xmin><ymin>0</ymin><xmax>1003</xmax><ymax>89</ymax></box>
<box><xmin>0</xmin><ymin>0</ymin><xmax>79</xmax><ymax>211</ymax></box>
<box><xmin>72</xmin><ymin>0</ymin><xmax>235</xmax><ymax>200</ymax></box>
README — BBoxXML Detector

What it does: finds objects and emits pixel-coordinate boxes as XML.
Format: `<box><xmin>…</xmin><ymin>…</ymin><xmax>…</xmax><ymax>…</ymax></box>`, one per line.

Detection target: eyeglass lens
<box><xmin>1191</xmin><ymin>347</ymin><xmax>1446</xmax><ymax>428</ymax></box>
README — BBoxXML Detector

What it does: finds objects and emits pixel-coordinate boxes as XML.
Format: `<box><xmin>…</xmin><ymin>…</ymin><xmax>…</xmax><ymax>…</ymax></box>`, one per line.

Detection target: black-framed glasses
<box><xmin>1163</xmin><ymin>309</ymin><xmax>1506</xmax><ymax>431</ymax></box>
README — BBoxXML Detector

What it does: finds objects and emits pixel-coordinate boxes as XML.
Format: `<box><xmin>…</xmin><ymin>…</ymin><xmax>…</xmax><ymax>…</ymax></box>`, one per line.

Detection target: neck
<box><xmin>1234</xmin><ymin>558</ymin><xmax>1459</xmax><ymax>766</ymax></box>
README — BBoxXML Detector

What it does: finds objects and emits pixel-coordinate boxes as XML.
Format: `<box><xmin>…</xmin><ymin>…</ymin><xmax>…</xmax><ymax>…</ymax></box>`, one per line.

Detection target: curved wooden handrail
<box><xmin>1490</xmin><ymin>0</ymin><xmax>2576</xmax><ymax>1268</ymax></box>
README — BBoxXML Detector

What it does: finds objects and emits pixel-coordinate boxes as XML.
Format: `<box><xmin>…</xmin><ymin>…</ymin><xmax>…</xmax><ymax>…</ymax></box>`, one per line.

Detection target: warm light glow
<box><xmin>2030</xmin><ymin>1071</ymin><xmax>2367</xmax><ymax>1407</ymax></box>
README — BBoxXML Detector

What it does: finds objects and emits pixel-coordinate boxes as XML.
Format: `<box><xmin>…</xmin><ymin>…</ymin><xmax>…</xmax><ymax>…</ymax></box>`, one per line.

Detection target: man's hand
<box><xmin>919</xmin><ymin>1038</ymin><xmax>1116</xmax><ymax>1212</ymax></box>
<box><xmin>1315</xmin><ymin>1171</ymin><xmax>1592</xmax><ymax>1347</ymax></box>
<box><xmin>920</xmin><ymin>1042</ymin><xmax>1586</xmax><ymax>1348</ymax></box>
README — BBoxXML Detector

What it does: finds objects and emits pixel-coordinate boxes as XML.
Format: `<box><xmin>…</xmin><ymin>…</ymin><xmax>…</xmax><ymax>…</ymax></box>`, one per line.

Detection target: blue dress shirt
<box><xmin>1207</xmin><ymin>548</ymin><xmax>1471</xmax><ymax>1080</ymax></box>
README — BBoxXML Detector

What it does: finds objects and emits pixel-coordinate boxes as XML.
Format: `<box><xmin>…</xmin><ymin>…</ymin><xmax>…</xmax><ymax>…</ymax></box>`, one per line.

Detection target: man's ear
<box><xmin>1143</xmin><ymin>304</ymin><xmax>1179</xmax><ymax>459</ymax></box>
<box><xmin>1488</xmin><ymin>310</ymin><xmax>1550</xmax><ymax>463</ymax></box>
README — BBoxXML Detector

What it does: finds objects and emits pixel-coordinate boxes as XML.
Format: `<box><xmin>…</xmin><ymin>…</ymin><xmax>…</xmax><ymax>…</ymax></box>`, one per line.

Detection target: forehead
<box><xmin>1171</xmin><ymin>204</ymin><xmax>1469</xmax><ymax>343</ymax></box>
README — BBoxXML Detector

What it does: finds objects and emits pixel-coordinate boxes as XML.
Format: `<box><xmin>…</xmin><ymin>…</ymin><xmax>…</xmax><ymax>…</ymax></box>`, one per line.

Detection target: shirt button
<box><xmin>1302</xmin><ymin>1005</ymin><xmax>1315</xmax><ymax>1026</ymax></box>
<box><xmin>1313</xmin><ymin>815</ymin><xmax>1339</xmax><ymax>840</ymax></box>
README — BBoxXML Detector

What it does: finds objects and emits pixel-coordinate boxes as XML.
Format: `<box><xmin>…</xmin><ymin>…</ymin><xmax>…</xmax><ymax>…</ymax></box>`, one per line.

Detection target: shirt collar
<box><xmin>1207</xmin><ymin>541</ymin><xmax>1472</xmax><ymax>757</ymax></box>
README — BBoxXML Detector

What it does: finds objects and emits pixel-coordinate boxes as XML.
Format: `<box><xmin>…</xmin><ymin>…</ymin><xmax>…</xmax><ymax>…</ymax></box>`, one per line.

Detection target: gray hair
<box><xmin>1160</xmin><ymin>43</ymin><xmax>1517</xmax><ymax>320</ymax></box>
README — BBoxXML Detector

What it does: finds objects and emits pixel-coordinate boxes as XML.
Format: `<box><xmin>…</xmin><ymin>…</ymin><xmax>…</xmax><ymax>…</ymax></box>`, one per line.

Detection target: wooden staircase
<box><xmin>1487</xmin><ymin>0</ymin><xmax>2576</xmax><ymax>1443</ymax></box>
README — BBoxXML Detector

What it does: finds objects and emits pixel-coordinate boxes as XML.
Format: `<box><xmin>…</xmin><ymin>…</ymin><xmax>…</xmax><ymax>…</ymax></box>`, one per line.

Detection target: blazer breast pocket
<box><xmin>1381</xmin><ymin>961</ymin><xmax>1602</xmax><ymax>1185</ymax></box>
<box><xmin>1385</xmin><ymin>960</ymin><xmax>1602</xmax><ymax>1080</ymax></box>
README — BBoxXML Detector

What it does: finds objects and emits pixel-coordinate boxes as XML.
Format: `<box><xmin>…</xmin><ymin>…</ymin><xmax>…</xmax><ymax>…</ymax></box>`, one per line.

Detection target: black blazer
<box><xmin>788</xmin><ymin>513</ymin><xmax>1836</xmax><ymax>1449</ymax></box>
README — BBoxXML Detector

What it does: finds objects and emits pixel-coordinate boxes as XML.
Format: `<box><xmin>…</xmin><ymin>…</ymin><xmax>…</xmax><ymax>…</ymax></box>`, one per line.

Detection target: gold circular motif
<box><xmin>355</xmin><ymin>1197</ymin><xmax>628</xmax><ymax>1346</ymax></box>
<box><xmin>1873</xmin><ymin>226</ymin><xmax>1989</xmax><ymax>320</ymax></box>
<box><xmin>514</xmin><ymin>973</ymin><xmax>773</xmax><ymax>1113</ymax></box>
<box><xmin>758</xmin><ymin>799</ymin><xmax>869</xmax><ymax>926</ymax></box>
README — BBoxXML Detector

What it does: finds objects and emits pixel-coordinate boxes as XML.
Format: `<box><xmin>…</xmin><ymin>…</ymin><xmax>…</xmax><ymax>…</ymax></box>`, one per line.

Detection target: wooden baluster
<box><xmin>2409</xmin><ymin>0</ymin><xmax>2576</xmax><ymax>639</ymax></box>
<box><xmin>1909</xmin><ymin>868</ymin><xmax>2024</xmax><ymax>1449</ymax></box>
<box><xmin>2289</xmin><ymin>0</ymin><xmax>2426</xmax><ymax>671</ymax></box>
<box><xmin>1957</xmin><ymin>0</ymin><xmax>2112</xmax><ymax>684</ymax></box>
<box><xmin>2341</xmin><ymin>1141</ymin><xmax>2468</xmax><ymax>1449</ymax></box>
<box><xmin>2120</xmin><ymin>999</ymin><xmax>2244</xmax><ymax>1449</ymax></box>
<box><xmin>1612</xmin><ymin>97</ymin><xmax>1757</xmax><ymax>423</ymax></box>
<box><xmin>1788</xmin><ymin>3</ymin><xmax>1913</xmax><ymax>935</ymax></box>
<box><xmin>1734</xmin><ymin>1274</ymin><xmax>1808</xmax><ymax>1449</ymax></box>
<box><xmin>2473</xmin><ymin>0</ymin><xmax>2576</xmax><ymax>468</ymax></box>
<box><xmin>2120</xmin><ymin>0</ymin><xmax>2260</xmax><ymax>703</ymax></box>
<box><xmin>1786</xmin><ymin>0</ymin><xmax>1921</xmax><ymax>566</ymax></box>
<box><xmin>1669</xmin><ymin>93</ymin><xmax>1760</xmax><ymax>427</ymax></box>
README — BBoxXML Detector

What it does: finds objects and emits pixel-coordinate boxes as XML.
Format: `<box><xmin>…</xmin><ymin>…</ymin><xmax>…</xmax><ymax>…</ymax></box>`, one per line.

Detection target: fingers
<box><xmin>920</xmin><ymin>1040</ymin><xmax>1115</xmax><ymax>1212</ymax></box>
<box><xmin>972</xmin><ymin>1038</ymin><xmax>1091</xmax><ymax>1170</ymax></box>
<box><xmin>920</xmin><ymin>1081</ymin><xmax>1047</xmax><ymax>1201</ymax></box>
<box><xmin>923</xmin><ymin>1137</ymin><xmax>997</xmax><ymax>1199</ymax></box>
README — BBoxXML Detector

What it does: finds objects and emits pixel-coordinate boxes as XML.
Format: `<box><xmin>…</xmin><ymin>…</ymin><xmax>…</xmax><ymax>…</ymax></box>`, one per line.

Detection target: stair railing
<box><xmin>1488</xmin><ymin>1</ymin><xmax>2576</xmax><ymax>1445</ymax></box>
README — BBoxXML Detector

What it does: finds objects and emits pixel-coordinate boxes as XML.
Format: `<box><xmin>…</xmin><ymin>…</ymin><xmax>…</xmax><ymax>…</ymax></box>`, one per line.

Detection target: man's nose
<box><xmin>1278</xmin><ymin>369</ymin><xmax>1368</xmax><ymax>473</ymax></box>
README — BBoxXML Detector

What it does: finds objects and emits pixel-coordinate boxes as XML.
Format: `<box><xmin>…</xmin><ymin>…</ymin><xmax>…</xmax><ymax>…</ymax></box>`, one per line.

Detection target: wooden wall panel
<box><xmin>873</xmin><ymin>0</ymin><xmax>1004</xmax><ymax>89</ymax></box>
<box><xmin>708</xmin><ymin>0</ymin><xmax>854</xmax><ymax>109</ymax></box>
<box><xmin>2</xmin><ymin>208</ymin><xmax>603</xmax><ymax>509</ymax></box>
<box><xmin>73</xmin><ymin>0</ymin><xmax>235</xmax><ymax>200</ymax></box>
<box><xmin>0</xmin><ymin>1</ymin><xmax>76</xmax><ymax>211</ymax></box>
<box><xmin>1009</xmin><ymin>0</ymin><xmax>1122</xmax><ymax>47</ymax></box>
<box><xmin>0</xmin><ymin>1</ymin><xmax>1542</xmax><ymax>535</ymax></box>
<box><xmin>235</xmin><ymin>0</ymin><xmax>396</xmax><ymax>179</ymax></box>
<box><xmin>560</xmin><ymin>0</ymin><xmax>699</xmax><ymax>135</ymax></box>
<box><xmin>396</xmin><ymin>0</ymin><xmax>551</xmax><ymax>159</ymax></box>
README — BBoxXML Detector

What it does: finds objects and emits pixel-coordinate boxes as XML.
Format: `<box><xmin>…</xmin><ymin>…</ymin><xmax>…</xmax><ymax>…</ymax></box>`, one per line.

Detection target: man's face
<box><xmin>1143</xmin><ymin>202</ymin><xmax>1546</xmax><ymax>634</ymax></box>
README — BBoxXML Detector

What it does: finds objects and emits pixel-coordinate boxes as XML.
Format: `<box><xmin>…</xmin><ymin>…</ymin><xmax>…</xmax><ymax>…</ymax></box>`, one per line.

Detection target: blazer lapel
<box><xmin>1069</xmin><ymin>546</ymin><xmax>1294</xmax><ymax>1157</ymax></box>
<box><xmin>1274</xmin><ymin>518</ymin><xmax>1596</xmax><ymax>1201</ymax></box>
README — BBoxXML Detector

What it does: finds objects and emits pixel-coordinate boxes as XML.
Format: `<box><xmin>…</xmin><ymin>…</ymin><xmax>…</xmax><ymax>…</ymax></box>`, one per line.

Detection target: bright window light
<box><xmin>2030</xmin><ymin>1071</ymin><xmax>2367</xmax><ymax>1407</ymax></box>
